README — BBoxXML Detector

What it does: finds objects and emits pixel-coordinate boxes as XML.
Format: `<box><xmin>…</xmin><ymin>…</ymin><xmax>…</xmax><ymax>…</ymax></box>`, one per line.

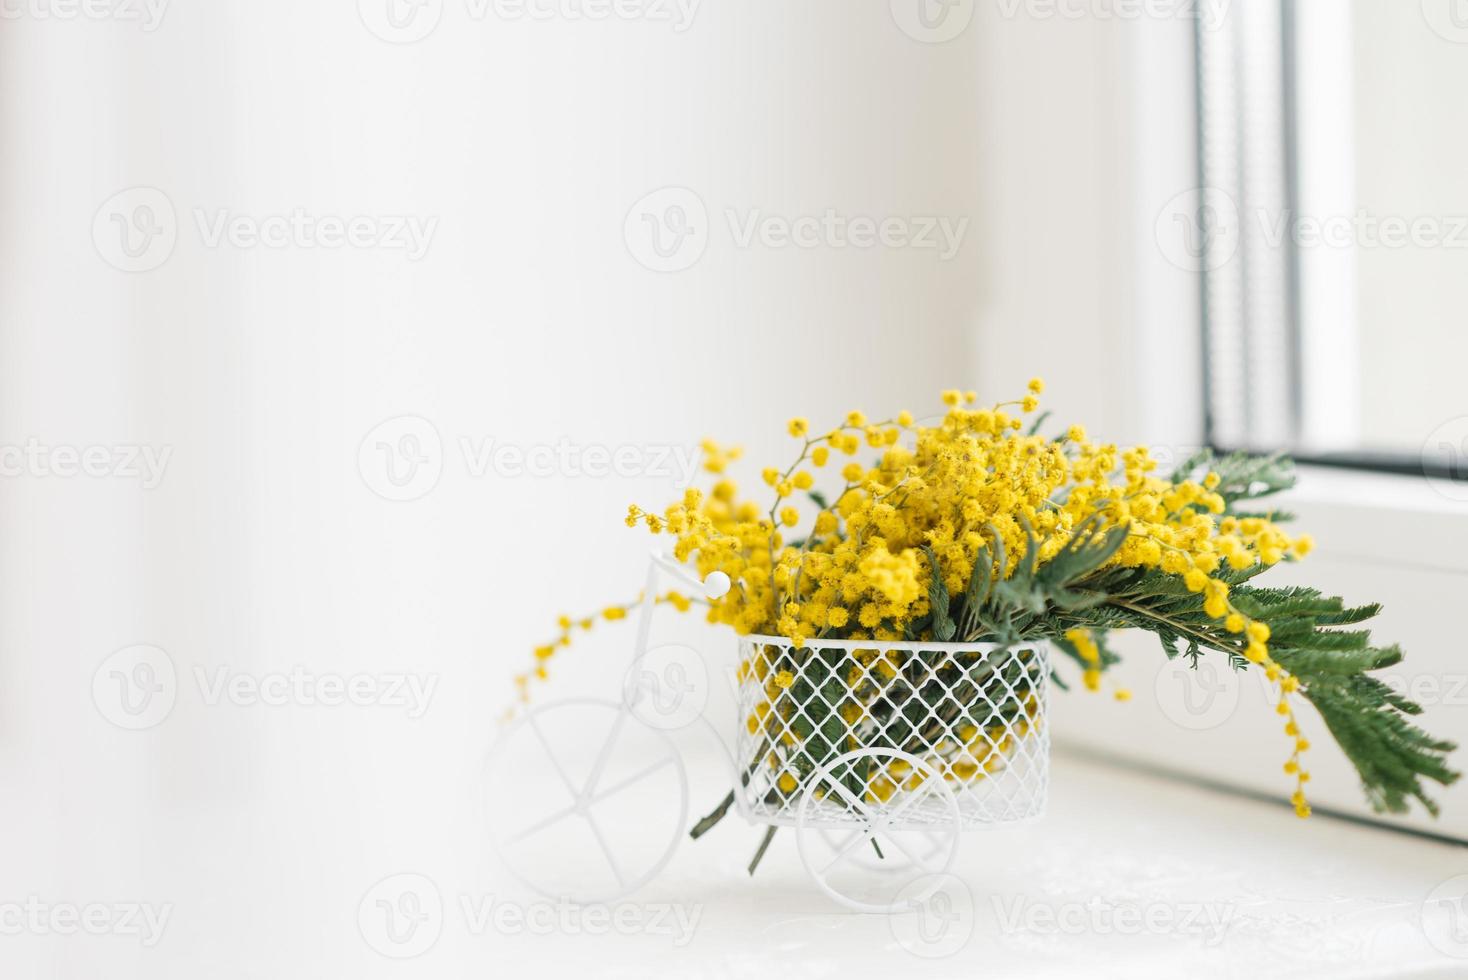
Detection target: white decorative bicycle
<box><xmin>486</xmin><ymin>553</ymin><xmax>1051</xmax><ymax>913</ymax></box>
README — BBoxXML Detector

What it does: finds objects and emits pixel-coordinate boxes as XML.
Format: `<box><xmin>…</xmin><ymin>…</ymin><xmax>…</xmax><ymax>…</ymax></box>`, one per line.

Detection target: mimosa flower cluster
<box><xmin>519</xmin><ymin>384</ymin><xmax>1456</xmax><ymax>822</ymax></box>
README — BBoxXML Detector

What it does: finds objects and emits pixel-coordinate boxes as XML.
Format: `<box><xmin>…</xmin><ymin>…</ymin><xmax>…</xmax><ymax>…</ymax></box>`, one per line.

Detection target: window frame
<box><xmin>1192</xmin><ymin>0</ymin><xmax>1468</xmax><ymax>485</ymax></box>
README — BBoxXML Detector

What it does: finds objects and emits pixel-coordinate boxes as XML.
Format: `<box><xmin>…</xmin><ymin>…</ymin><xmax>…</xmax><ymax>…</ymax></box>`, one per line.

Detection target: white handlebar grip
<box><xmin>702</xmin><ymin>571</ymin><xmax>731</xmax><ymax>600</ymax></box>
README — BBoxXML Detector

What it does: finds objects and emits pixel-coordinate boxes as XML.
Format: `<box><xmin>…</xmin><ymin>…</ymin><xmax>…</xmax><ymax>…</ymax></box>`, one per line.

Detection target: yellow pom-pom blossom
<box><xmin>516</xmin><ymin>382</ymin><xmax>1316</xmax><ymax>811</ymax></box>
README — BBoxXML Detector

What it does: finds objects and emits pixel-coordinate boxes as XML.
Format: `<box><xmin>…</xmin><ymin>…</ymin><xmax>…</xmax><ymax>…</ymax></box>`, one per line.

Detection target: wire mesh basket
<box><xmin>733</xmin><ymin>635</ymin><xmax>1051</xmax><ymax>831</ymax></box>
<box><xmin>494</xmin><ymin>553</ymin><xmax>1055</xmax><ymax>913</ymax></box>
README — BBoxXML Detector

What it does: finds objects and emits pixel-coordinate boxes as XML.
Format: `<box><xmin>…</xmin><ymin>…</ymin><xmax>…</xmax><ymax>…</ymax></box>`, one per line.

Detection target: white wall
<box><xmin>968</xmin><ymin>7</ymin><xmax>1203</xmax><ymax>452</ymax></box>
<box><xmin>0</xmin><ymin>3</ymin><xmax>991</xmax><ymax>975</ymax></box>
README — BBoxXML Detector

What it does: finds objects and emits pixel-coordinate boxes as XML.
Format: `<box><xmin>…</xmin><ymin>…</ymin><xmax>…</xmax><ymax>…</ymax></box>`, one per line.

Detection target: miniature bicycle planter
<box><xmin>488</xmin><ymin>553</ymin><xmax>1051</xmax><ymax>913</ymax></box>
<box><xmin>733</xmin><ymin>632</ymin><xmax>1050</xmax><ymax>911</ymax></box>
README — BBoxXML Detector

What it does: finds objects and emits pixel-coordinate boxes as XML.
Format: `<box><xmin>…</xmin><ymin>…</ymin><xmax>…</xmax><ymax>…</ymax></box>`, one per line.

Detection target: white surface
<box><xmin>466</xmin><ymin>747</ymin><xmax>1468</xmax><ymax>979</ymax></box>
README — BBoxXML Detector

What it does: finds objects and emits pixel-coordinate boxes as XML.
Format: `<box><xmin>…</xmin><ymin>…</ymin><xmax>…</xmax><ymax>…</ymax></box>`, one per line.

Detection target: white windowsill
<box><xmin>1281</xmin><ymin>463</ymin><xmax>1468</xmax><ymax>575</ymax></box>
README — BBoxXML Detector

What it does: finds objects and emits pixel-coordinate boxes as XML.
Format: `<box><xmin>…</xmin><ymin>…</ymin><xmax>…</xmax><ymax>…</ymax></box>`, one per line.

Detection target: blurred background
<box><xmin>3</xmin><ymin>0</ymin><xmax>1468</xmax><ymax>976</ymax></box>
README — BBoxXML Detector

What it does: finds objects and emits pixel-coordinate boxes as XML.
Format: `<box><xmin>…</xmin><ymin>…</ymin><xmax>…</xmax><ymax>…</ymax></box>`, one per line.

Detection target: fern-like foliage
<box><xmin>924</xmin><ymin>449</ymin><xmax>1459</xmax><ymax>817</ymax></box>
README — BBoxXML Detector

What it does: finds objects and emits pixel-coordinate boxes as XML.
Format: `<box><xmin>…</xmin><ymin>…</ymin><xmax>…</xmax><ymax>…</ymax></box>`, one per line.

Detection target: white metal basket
<box><xmin>491</xmin><ymin>553</ymin><xmax>1056</xmax><ymax>914</ymax></box>
<box><xmin>733</xmin><ymin>635</ymin><xmax>1051</xmax><ymax>832</ymax></box>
